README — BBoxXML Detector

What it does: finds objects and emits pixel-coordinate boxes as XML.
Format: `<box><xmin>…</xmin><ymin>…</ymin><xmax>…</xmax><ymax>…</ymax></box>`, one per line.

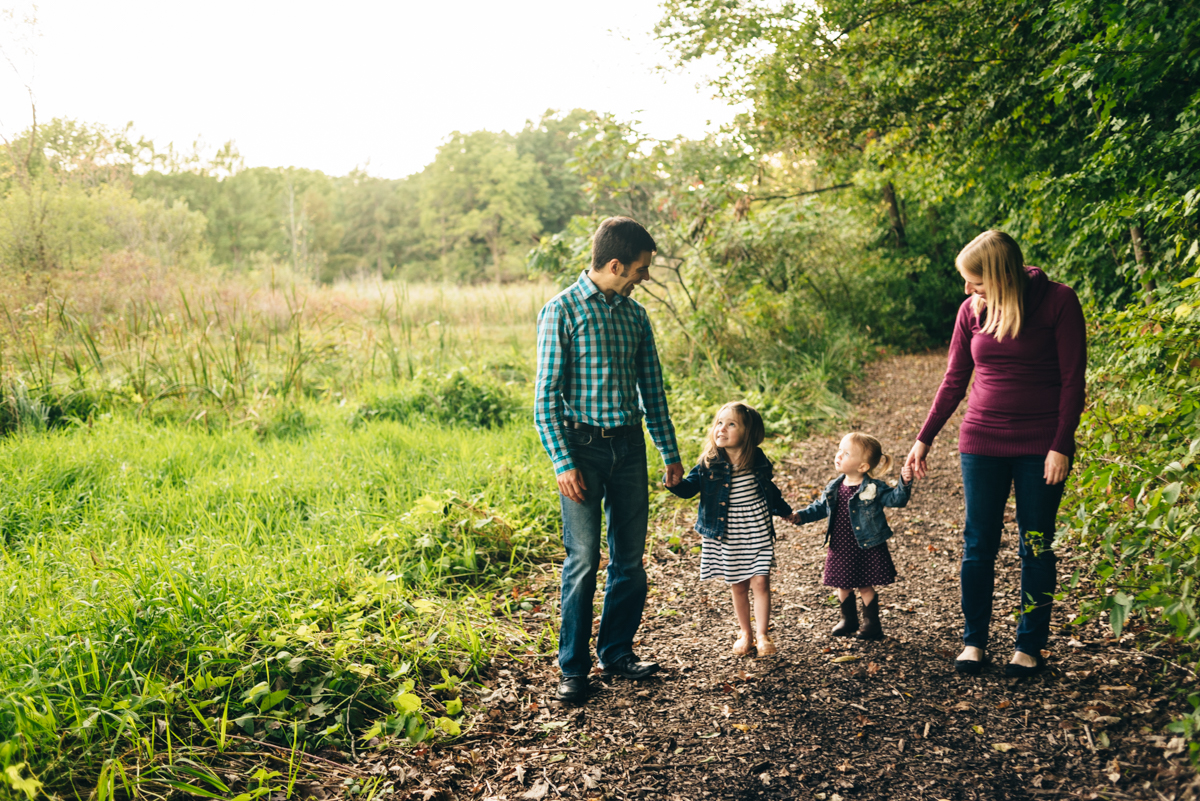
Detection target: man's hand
<box><xmin>1044</xmin><ymin>450</ymin><xmax>1070</xmax><ymax>485</ymax></box>
<box><xmin>904</xmin><ymin>441</ymin><xmax>930</xmax><ymax>481</ymax></box>
<box><xmin>557</xmin><ymin>469</ymin><xmax>587</xmax><ymax>504</ymax></box>
<box><xmin>663</xmin><ymin>462</ymin><xmax>683</xmax><ymax>488</ymax></box>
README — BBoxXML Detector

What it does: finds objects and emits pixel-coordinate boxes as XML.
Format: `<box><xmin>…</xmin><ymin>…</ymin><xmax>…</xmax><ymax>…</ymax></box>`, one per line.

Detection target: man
<box><xmin>534</xmin><ymin>216</ymin><xmax>683</xmax><ymax>703</ymax></box>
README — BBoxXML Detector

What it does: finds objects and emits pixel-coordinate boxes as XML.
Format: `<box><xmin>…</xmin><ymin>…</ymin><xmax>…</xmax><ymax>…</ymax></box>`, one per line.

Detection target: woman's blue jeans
<box><xmin>960</xmin><ymin>453</ymin><xmax>1067</xmax><ymax>655</ymax></box>
<box><xmin>557</xmin><ymin>428</ymin><xmax>649</xmax><ymax>678</ymax></box>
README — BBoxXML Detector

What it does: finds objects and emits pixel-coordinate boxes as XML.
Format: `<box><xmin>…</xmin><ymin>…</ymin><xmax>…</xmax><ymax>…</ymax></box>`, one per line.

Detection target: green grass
<box><xmin>0</xmin><ymin>407</ymin><xmax>562</xmax><ymax>798</ymax></box>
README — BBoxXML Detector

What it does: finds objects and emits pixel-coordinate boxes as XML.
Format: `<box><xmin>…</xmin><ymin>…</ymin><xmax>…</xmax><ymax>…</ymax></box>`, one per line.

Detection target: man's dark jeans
<box><xmin>960</xmin><ymin>453</ymin><xmax>1068</xmax><ymax>656</ymax></box>
<box><xmin>557</xmin><ymin>428</ymin><xmax>649</xmax><ymax>678</ymax></box>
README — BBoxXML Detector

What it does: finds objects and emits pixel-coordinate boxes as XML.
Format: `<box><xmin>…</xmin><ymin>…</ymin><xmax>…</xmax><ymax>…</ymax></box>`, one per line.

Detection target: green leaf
<box><xmin>259</xmin><ymin>689</ymin><xmax>288</xmax><ymax>713</ymax></box>
<box><xmin>3</xmin><ymin>764</ymin><xmax>44</xmax><ymax>801</ymax></box>
<box><xmin>393</xmin><ymin>692</ymin><xmax>422</xmax><ymax>714</ymax></box>
<box><xmin>445</xmin><ymin>697</ymin><xmax>463</xmax><ymax>716</ymax></box>
<box><xmin>436</xmin><ymin>716</ymin><xmax>462</xmax><ymax>736</ymax></box>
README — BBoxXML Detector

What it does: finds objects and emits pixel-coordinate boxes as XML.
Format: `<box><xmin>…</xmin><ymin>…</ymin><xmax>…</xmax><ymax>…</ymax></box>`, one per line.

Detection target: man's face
<box><xmin>614</xmin><ymin>251</ymin><xmax>653</xmax><ymax>297</ymax></box>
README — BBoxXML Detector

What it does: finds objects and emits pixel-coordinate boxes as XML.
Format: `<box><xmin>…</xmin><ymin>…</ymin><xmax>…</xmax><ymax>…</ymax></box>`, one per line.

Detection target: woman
<box><xmin>904</xmin><ymin>230</ymin><xmax>1086</xmax><ymax>677</ymax></box>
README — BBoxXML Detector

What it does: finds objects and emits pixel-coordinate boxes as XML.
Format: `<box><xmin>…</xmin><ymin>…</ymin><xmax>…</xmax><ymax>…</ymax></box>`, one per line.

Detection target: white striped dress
<box><xmin>699</xmin><ymin>471</ymin><xmax>774</xmax><ymax>583</ymax></box>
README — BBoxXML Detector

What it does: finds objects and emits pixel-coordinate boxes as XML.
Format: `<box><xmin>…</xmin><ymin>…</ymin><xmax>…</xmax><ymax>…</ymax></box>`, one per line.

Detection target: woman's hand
<box><xmin>1044</xmin><ymin>450</ymin><xmax>1070</xmax><ymax>485</ymax></box>
<box><xmin>904</xmin><ymin>441</ymin><xmax>930</xmax><ymax>481</ymax></box>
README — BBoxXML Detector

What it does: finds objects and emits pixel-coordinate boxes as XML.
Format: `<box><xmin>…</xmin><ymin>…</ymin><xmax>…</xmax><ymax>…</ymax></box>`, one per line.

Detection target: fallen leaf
<box><xmin>731</xmin><ymin>723</ymin><xmax>752</xmax><ymax>732</ymax></box>
<box><xmin>721</xmin><ymin>704</ymin><xmax>732</xmax><ymax>718</ymax></box>
<box><xmin>972</xmin><ymin>725</ymin><xmax>985</xmax><ymax>735</ymax></box>
<box><xmin>867</xmin><ymin>662</ymin><xmax>880</xmax><ymax>676</ymax></box>
<box><xmin>992</xmin><ymin>743</ymin><xmax>1015</xmax><ymax>753</ymax></box>
<box><xmin>521</xmin><ymin>780</ymin><xmax>549</xmax><ymax>800</ymax></box>
<box><xmin>514</xmin><ymin>764</ymin><xmax>526</xmax><ymax>784</ymax></box>
<box><xmin>833</xmin><ymin>655</ymin><xmax>860</xmax><ymax>664</ymax></box>
<box><xmin>995</xmin><ymin>700</ymin><xmax>1011</xmax><ymax>710</ymax></box>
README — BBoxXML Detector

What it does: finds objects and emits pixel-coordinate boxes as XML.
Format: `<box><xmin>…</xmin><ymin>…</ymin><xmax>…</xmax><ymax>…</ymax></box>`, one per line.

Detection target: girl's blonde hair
<box><xmin>846</xmin><ymin>432</ymin><xmax>893</xmax><ymax>478</ymax></box>
<box><xmin>700</xmin><ymin>401</ymin><xmax>765</xmax><ymax>472</ymax></box>
<box><xmin>956</xmin><ymin>230</ymin><xmax>1029</xmax><ymax>342</ymax></box>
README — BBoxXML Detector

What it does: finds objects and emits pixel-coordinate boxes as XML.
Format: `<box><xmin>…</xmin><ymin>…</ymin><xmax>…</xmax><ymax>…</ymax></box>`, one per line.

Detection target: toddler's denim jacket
<box><xmin>794</xmin><ymin>474</ymin><xmax>913</xmax><ymax>549</ymax></box>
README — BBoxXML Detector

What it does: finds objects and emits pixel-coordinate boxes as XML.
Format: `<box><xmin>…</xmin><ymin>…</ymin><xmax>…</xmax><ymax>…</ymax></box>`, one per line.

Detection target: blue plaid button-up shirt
<box><xmin>534</xmin><ymin>271</ymin><xmax>680</xmax><ymax>475</ymax></box>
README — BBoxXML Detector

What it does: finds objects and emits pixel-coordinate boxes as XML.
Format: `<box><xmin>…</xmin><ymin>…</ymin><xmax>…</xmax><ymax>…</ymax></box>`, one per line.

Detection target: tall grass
<box><xmin>0</xmin><ymin>263</ymin><xmax>564</xmax><ymax>798</ymax></box>
<box><xmin>0</xmin><ymin>259</ymin><xmax>552</xmax><ymax>432</ymax></box>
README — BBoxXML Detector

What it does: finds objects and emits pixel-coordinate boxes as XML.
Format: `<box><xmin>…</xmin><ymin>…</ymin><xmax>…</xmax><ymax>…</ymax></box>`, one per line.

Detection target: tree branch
<box><xmin>750</xmin><ymin>183</ymin><xmax>853</xmax><ymax>202</ymax></box>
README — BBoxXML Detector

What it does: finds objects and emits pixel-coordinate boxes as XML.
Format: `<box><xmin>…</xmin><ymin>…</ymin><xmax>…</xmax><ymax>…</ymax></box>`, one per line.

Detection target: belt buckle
<box><xmin>600</xmin><ymin>427</ymin><xmax>616</xmax><ymax>438</ymax></box>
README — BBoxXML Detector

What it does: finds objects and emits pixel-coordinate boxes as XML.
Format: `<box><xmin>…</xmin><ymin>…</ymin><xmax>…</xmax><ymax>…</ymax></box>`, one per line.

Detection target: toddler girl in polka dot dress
<box><xmin>791</xmin><ymin>433</ymin><xmax>914</xmax><ymax>640</ymax></box>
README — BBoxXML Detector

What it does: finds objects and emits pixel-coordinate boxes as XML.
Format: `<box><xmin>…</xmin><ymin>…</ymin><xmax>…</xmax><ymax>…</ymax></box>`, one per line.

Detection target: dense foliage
<box><xmin>657</xmin><ymin>0</ymin><xmax>1200</xmax><ymax>305</ymax></box>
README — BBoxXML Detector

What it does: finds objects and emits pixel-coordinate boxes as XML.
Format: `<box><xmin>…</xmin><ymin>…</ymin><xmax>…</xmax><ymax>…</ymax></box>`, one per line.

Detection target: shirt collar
<box><xmin>574</xmin><ymin>270</ymin><xmax>625</xmax><ymax>307</ymax></box>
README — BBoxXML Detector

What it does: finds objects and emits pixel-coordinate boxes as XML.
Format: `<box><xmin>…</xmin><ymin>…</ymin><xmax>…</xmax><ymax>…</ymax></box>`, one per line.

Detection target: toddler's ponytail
<box><xmin>847</xmin><ymin>432</ymin><xmax>893</xmax><ymax>478</ymax></box>
<box><xmin>868</xmin><ymin>452</ymin><xmax>894</xmax><ymax>479</ymax></box>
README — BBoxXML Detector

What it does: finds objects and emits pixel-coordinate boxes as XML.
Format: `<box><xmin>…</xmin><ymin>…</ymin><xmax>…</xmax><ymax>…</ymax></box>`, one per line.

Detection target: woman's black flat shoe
<box><xmin>1004</xmin><ymin>654</ymin><xmax>1047</xmax><ymax>677</ymax></box>
<box><xmin>954</xmin><ymin>654</ymin><xmax>989</xmax><ymax>675</ymax></box>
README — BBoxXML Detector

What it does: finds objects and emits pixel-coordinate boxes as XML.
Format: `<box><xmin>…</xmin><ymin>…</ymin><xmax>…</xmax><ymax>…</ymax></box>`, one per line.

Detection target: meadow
<box><xmin>0</xmin><ymin>264</ymin><xmax>571</xmax><ymax>799</ymax></box>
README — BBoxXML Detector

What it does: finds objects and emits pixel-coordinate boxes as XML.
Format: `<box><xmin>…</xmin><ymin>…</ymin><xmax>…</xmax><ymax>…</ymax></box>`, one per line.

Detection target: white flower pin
<box><xmin>858</xmin><ymin>482</ymin><xmax>877</xmax><ymax>501</ymax></box>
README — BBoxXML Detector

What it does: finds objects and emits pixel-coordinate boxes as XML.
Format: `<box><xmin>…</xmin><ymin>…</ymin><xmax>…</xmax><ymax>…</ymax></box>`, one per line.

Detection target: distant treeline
<box><xmin>0</xmin><ymin>110</ymin><xmax>593</xmax><ymax>283</ymax></box>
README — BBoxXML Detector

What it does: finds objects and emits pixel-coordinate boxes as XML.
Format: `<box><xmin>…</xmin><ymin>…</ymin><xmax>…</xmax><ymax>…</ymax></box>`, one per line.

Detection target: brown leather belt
<box><xmin>565</xmin><ymin>421</ymin><xmax>641</xmax><ymax>438</ymax></box>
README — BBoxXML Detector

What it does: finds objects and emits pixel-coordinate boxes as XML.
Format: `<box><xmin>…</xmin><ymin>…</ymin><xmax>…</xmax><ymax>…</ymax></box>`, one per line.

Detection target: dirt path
<box><xmin>371</xmin><ymin>352</ymin><xmax>1199</xmax><ymax>801</ymax></box>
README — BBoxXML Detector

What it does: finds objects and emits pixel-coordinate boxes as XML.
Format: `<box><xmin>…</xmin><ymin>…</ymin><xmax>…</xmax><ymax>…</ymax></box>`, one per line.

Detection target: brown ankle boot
<box><xmin>856</xmin><ymin>596</ymin><xmax>884</xmax><ymax>640</ymax></box>
<box><xmin>832</xmin><ymin>595</ymin><xmax>859</xmax><ymax>637</ymax></box>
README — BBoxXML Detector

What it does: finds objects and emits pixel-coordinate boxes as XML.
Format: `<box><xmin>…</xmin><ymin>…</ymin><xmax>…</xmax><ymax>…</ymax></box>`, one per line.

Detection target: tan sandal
<box><xmin>732</xmin><ymin>635</ymin><xmax>753</xmax><ymax>656</ymax></box>
<box><xmin>755</xmin><ymin>634</ymin><xmax>777</xmax><ymax>656</ymax></box>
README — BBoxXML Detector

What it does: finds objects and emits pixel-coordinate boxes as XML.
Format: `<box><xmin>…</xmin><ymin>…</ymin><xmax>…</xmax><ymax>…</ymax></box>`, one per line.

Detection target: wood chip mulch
<box><xmin>359</xmin><ymin>351</ymin><xmax>1200</xmax><ymax>801</ymax></box>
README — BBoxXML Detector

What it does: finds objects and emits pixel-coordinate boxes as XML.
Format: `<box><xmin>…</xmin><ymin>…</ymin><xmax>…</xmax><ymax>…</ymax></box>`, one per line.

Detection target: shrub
<box><xmin>1063</xmin><ymin>277</ymin><xmax>1200</xmax><ymax>639</ymax></box>
<box><xmin>354</xmin><ymin>369</ymin><xmax>519</xmax><ymax>429</ymax></box>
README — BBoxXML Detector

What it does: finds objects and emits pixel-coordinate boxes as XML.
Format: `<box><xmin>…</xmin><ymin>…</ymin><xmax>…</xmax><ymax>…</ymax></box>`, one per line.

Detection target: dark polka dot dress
<box><xmin>822</xmin><ymin>481</ymin><xmax>897</xmax><ymax>590</ymax></box>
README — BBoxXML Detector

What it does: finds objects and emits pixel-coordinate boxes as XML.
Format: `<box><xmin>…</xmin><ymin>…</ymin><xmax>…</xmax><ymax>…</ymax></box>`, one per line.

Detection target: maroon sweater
<box><xmin>917</xmin><ymin>268</ymin><xmax>1087</xmax><ymax>457</ymax></box>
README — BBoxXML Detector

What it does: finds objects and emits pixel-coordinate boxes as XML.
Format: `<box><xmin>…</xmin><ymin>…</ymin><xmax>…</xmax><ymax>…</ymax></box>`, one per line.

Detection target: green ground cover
<box><xmin>0</xmin><ymin>406</ymin><xmax>565</xmax><ymax>797</ymax></box>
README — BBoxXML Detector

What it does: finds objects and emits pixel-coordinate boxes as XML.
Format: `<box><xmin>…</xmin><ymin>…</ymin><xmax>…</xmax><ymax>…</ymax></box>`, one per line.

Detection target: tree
<box><xmin>418</xmin><ymin>131</ymin><xmax>547</xmax><ymax>282</ymax></box>
<box><xmin>656</xmin><ymin>0</ymin><xmax>1200</xmax><ymax>305</ymax></box>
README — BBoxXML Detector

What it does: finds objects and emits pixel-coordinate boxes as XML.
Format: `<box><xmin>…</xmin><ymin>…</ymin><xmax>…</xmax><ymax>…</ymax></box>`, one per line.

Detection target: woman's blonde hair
<box><xmin>846</xmin><ymin>432</ymin><xmax>893</xmax><ymax>478</ymax></box>
<box><xmin>700</xmin><ymin>401</ymin><xmax>765</xmax><ymax>472</ymax></box>
<box><xmin>956</xmin><ymin>230</ymin><xmax>1029</xmax><ymax>342</ymax></box>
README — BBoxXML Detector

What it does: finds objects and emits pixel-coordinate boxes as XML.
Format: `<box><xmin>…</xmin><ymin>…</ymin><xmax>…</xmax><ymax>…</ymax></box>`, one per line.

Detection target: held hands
<box><xmin>1044</xmin><ymin>450</ymin><xmax>1070</xmax><ymax>485</ymax></box>
<box><xmin>664</xmin><ymin>462</ymin><xmax>683</xmax><ymax>488</ymax></box>
<box><xmin>904</xmin><ymin>441</ymin><xmax>930</xmax><ymax>481</ymax></box>
<box><xmin>900</xmin><ymin>462</ymin><xmax>914</xmax><ymax>484</ymax></box>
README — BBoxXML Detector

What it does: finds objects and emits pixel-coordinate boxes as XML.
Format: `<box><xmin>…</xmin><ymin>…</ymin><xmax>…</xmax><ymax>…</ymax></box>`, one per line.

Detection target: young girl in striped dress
<box><xmin>668</xmin><ymin>402</ymin><xmax>794</xmax><ymax>657</ymax></box>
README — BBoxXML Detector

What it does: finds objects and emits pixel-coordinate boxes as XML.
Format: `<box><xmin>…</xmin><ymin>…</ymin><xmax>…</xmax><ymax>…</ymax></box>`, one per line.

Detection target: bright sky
<box><xmin>0</xmin><ymin>1</ymin><xmax>740</xmax><ymax>179</ymax></box>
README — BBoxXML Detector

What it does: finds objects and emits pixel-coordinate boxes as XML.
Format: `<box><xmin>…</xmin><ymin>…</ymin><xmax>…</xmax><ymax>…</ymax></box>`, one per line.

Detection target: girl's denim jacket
<box><xmin>794</xmin><ymin>474</ymin><xmax>913</xmax><ymax>549</ymax></box>
<box><xmin>667</xmin><ymin>448</ymin><xmax>793</xmax><ymax>541</ymax></box>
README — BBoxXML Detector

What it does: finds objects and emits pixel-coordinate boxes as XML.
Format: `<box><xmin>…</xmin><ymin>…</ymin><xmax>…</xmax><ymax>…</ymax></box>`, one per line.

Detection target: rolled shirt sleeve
<box><xmin>635</xmin><ymin>310</ymin><xmax>680</xmax><ymax>466</ymax></box>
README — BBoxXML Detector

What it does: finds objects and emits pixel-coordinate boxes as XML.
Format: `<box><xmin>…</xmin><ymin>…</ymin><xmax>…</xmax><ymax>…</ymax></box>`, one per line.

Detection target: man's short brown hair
<box><xmin>591</xmin><ymin>217</ymin><xmax>657</xmax><ymax>272</ymax></box>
